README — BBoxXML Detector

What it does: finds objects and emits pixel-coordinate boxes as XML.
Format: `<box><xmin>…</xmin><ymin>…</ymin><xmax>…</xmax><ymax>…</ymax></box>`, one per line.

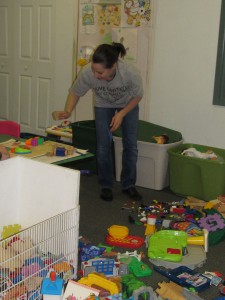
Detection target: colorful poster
<box><xmin>80</xmin><ymin>3</ymin><xmax>97</xmax><ymax>33</ymax></box>
<box><xmin>97</xmin><ymin>4</ymin><xmax>121</xmax><ymax>31</ymax></box>
<box><xmin>121</xmin><ymin>0</ymin><xmax>151</xmax><ymax>27</ymax></box>
<box><xmin>112</xmin><ymin>27</ymin><xmax>138</xmax><ymax>61</ymax></box>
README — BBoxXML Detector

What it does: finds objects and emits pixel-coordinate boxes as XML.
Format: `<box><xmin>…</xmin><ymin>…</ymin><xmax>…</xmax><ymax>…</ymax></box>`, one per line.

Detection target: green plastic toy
<box><xmin>120</xmin><ymin>256</ymin><xmax>152</xmax><ymax>277</ymax></box>
<box><xmin>15</xmin><ymin>147</ymin><xmax>32</xmax><ymax>154</ymax></box>
<box><xmin>148</xmin><ymin>230</ymin><xmax>187</xmax><ymax>262</ymax></box>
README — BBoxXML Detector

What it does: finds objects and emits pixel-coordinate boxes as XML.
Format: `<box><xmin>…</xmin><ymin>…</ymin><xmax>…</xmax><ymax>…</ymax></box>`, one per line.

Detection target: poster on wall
<box><xmin>97</xmin><ymin>3</ymin><xmax>121</xmax><ymax>35</ymax></box>
<box><xmin>121</xmin><ymin>0</ymin><xmax>151</xmax><ymax>27</ymax></box>
<box><xmin>79</xmin><ymin>3</ymin><xmax>97</xmax><ymax>33</ymax></box>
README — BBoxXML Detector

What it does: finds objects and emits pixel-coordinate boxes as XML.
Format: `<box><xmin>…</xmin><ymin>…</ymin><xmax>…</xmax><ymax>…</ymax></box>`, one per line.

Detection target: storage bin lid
<box><xmin>114</xmin><ymin>120</ymin><xmax>182</xmax><ymax>144</ymax></box>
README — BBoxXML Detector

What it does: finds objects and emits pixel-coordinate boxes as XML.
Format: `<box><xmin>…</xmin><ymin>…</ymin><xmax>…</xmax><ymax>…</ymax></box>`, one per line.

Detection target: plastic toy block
<box><xmin>55</xmin><ymin>147</ymin><xmax>66</xmax><ymax>156</ymax></box>
<box><xmin>197</xmin><ymin>213</ymin><xmax>225</xmax><ymax>232</ymax></box>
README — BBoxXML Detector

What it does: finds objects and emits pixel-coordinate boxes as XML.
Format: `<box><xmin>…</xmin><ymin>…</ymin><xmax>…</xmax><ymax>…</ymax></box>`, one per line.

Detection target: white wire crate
<box><xmin>0</xmin><ymin>157</ymin><xmax>80</xmax><ymax>299</ymax></box>
<box><xmin>0</xmin><ymin>207</ymin><xmax>79</xmax><ymax>299</ymax></box>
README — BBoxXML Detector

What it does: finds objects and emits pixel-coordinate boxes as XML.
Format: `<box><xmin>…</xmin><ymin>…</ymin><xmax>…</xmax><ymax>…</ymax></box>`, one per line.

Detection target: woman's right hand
<box><xmin>52</xmin><ymin>111</ymin><xmax>70</xmax><ymax>121</ymax></box>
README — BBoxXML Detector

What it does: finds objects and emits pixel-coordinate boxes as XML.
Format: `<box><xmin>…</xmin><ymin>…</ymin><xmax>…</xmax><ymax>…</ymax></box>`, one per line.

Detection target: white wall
<box><xmin>53</xmin><ymin>0</ymin><xmax>78</xmax><ymax>119</ymax></box>
<box><xmin>148</xmin><ymin>0</ymin><xmax>225</xmax><ymax>148</ymax></box>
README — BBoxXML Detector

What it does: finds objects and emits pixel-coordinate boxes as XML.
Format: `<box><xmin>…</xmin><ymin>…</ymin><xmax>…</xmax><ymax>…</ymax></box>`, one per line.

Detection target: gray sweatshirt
<box><xmin>70</xmin><ymin>60</ymin><xmax>143</xmax><ymax>108</ymax></box>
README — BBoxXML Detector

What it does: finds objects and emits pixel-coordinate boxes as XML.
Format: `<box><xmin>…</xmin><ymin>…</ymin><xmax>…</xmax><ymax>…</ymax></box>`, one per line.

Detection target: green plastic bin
<box><xmin>113</xmin><ymin>120</ymin><xmax>182</xmax><ymax>143</ymax></box>
<box><xmin>71</xmin><ymin>120</ymin><xmax>97</xmax><ymax>154</ymax></box>
<box><xmin>168</xmin><ymin>143</ymin><xmax>225</xmax><ymax>201</ymax></box>
<box><xmin>71</xmin><ymin>120</ymin><xmax>115</xmax><ymax>174</ymax></box>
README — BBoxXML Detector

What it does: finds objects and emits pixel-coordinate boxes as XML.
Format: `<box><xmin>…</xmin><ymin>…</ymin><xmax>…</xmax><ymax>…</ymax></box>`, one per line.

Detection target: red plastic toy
<box><xmin>106</xmin><ymin>234</ymin><xmax>144</xmax><ymax>249</ymax></box>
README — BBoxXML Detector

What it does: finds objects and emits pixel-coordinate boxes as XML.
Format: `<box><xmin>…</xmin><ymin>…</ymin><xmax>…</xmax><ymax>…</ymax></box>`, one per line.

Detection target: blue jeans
<box><xmin>95</xmin><ymin>106</ymin><xmax>139</xmax><ymax>190</ymax></box>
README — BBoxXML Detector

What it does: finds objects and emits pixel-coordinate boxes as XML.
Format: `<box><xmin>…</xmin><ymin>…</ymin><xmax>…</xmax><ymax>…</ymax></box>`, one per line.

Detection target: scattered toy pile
<box><xmin>2</xmin><ymin>194</ymin><xmax>225</xmax><ymax>299</ymax></box>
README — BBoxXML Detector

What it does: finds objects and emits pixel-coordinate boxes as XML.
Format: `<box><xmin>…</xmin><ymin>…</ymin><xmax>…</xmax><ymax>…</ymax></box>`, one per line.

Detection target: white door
<box><xmin>0</xmin><ymin>0</ymin><xmax>76</xmax><ymax>135</ymax></box>
<box><xmin>0</xmin><ymin>0</ymin><xmax>14</xmax><ymax>120</ymax></box>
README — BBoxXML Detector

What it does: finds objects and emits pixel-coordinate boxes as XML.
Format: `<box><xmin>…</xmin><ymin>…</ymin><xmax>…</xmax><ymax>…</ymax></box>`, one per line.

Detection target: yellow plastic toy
<box><xmin>78</xmin><ymin>273</ymin><xmax>120</xmax><ymax>295</ymax></box>
<box><xmin>1</xmin><ymin>224</ymin><xmax>22</xmax><ymax>240</ymax></box>
<box><xmin>108</xmin><ymin>225</ymin><xmax>129</xmax><ymax>239</ymax></box>
<box><xmin>144</xmin><ymin>215</ymin><xmax>157</xmax><ymax>236</ymax></box>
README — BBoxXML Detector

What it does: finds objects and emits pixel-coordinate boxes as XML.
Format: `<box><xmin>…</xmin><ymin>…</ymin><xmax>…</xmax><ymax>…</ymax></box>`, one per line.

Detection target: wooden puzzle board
<box><xmin>46</xmin><ymin>126</ymin><xmax>72</xmax><ymax>138</ymax></box>
<box><xmin>8</xmin><ymin>141</ymin><xmax>70</xmax><ymax>159</ymax></box>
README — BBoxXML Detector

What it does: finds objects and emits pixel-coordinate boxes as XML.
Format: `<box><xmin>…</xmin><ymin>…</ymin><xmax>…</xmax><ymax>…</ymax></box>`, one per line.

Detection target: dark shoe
<box><xmin>100</xmin><ymin>188</ymin><xmax>113</xmax><ymax>201</ymax></box>
<box><xmin>122</xmin><ymin>187</ymin><xmax>142</xmax><ymax>201</ymax></box>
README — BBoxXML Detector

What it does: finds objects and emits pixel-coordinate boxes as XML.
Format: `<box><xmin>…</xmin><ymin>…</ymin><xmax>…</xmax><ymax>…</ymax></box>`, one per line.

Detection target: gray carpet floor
<box><xmin>78</xmin><ymin>173</ymin><xmax>225</xmax><ymax>300</ymax></box>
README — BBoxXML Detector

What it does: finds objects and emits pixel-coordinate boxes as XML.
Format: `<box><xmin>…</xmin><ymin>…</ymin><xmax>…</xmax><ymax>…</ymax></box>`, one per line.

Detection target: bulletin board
<box><xmin>77</xmin><ymin>0</ymin><xmax>152</xmax><ymax>64</ymax></box>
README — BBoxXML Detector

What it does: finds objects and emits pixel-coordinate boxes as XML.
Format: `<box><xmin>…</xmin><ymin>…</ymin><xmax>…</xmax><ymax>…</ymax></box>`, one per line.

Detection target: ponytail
<box><xmin>112</xmin><ymin>42</ymin><xmax>127</xmax><ymax>59</ymax></box>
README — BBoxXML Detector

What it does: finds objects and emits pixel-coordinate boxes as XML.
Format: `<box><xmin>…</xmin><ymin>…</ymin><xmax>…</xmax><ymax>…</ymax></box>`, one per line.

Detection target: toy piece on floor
<box><xmin>41</xmin><ymin>270</ymin><xmax>64</xmax><ymax>299</ymax></box>
<box><xmin>170</xmin><ymin>220</ymin><xmax>204</xmax><ymax>237</ymax></box>
<box><xmin>197</xmin><ymin>213</ymin><xmax>225</xmax><ymax>232</ymax></box>
<box><xmin>156</xmin><ymin>281</ymin><xmax>205</xmax><ymax>300</ymax></box>
<box><xmin>78</xmin><ymin>273</ymin><xmax>120</xmax><ymax>295</ymax></box>
<box><xmin>203</xmin><ymin>271</ymin><xmax>223</xmax><ymax>287</ymax></box>
<box><xmin>148</xmin><ymin>229</ymin><xmax>208</xmax><ymax>263</ymax></box>
<box><xmin>117</xmin><ymin>250</ymin><xmax>143</xmax><ymax>261</ymax></box>
<box><xmin>154</xmin><ymin>265</ymin><xmax>211</xmax><ymax>292</ymax></box>
<box><xmin>63</xmin><ymin>279</ymin><xmax>100</xmax><ymax>300</ymax></box>
<box><xmin>97</xmin><ymin>243</ymin><xmax>118</xmax><ymax>257</ymax></box>
<box><xmin>79</xmin><ymin>243</ymin><xmax>106</xmax><ymax>262</ymax></box>
<box><xmin>106</xmin><ymin>225</ymin><xmax>145</xmax><ymax>249</ymax></box>
<box><xmin>144</xmin><ymin>214</ymin><xmax>157</xmax><ymax>235</ymax></box>
<box><xmin>119</xmin><ymin>256</ymin><xmax>152</xmax><ymax>277</ymax></box>
<box><xmin>121</xmin><ymin>274</ymin><xmax>146</xmax><ymax>299</ymax></box>
<box><xmin>148</xmin><ymin>230</ymin><xmax>187</xmax><ymax>262</ymax></box>
<box><xmin>81</xmin><ymin>258</ymin><xmax>128</xmax><ymax>277</ymax></box>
